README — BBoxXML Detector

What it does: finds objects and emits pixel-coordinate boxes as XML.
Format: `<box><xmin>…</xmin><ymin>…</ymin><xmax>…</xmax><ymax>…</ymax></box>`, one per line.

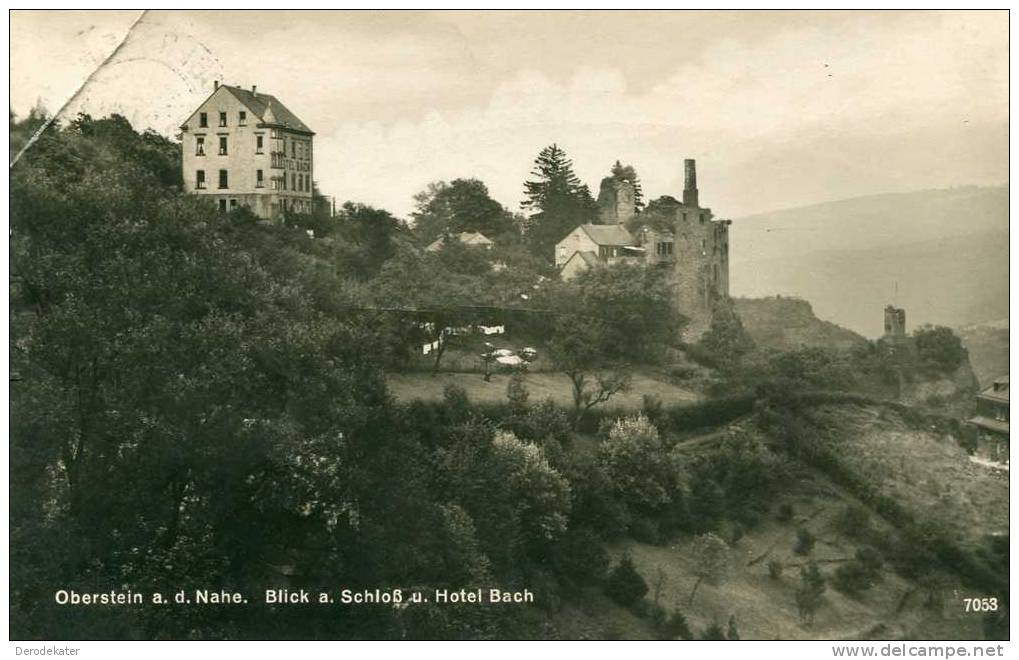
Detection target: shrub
<box><xmin>832</xmin><ymin>560</ymin><xmax>875</xmax><ymax>596</ymax></box>
<box><xmin>838</xmin><ymin>505</ymin><xmax>872</xmax><ymax>538</ymax></box>
<box><xmin>506</xmin><ymin>372</ymin><xmax>529</xmax><ymax>411</ymax></box>
<box><xmin>796</xmin><ymin>562</ymin><xmax>826</xmax><ymax>625</ymax></box>
<box><xmin>768</xmin><ymin>559</ymin><xmax>784</xmax><ymax>580</ymax></box>
<box><xmin>727</xmin><ymin>615</ymin><xmax>740</xmax><ymax>641</ymax></box>
<box><xmin>629</xmin><ymin>517</ymin><xmax>663</xmax><ymax>545</ymax></box>
<box><xmin>794</xmin><ymin>527</ymin><xmax>816</xmax><ymax>556</ymax></box>
<box><xmin>776</xmin><ymin>502</ymin><xmax>795</xmax><ymax>522</ymax></box>
<box><xmin>659</xmin><ymin>607</ymin><xmax>693</xmax><ymax>640</ymax></box>
<box><xmin>603</xmin><ymin>555</ymin><xmax>649</xmax><ymax>607</ymax></box>
<box><xmin>700</xmin><ymin>622</ymin><xmax>727</xmax><ymax>640</ymax></box>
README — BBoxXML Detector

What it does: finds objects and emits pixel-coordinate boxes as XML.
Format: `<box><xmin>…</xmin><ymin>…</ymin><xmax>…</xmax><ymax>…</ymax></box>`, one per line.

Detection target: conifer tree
<box><xmin>521</xmin><ymin>144</ymin><xmax>597</xmax><ymax>260</ymax></box>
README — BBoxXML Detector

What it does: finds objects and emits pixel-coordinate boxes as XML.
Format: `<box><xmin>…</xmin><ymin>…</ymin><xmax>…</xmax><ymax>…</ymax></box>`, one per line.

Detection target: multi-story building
<box><xmin>180</xmin><ymin>82</ymin><xmax>314</xmax><ymax>221</ymax></box>
<box><xmin>969</xmin><ymin>375</ymin><xmax>1009</xmax><ymax>464</ymax></box>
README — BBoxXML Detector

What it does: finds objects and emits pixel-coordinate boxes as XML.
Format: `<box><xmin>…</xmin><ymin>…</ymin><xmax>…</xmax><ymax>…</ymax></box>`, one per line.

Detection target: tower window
<box><xmin>218</xmin><ymin>169</ymin><xmax>228</xmax><ymax>189</ymax></box>
<box><xmin>199</xmin><ymin>112</ymin><xmax>208</xmax><ymax>128</ymax></box>
<box><xmin>218</xmin><ymin>136</ymin><xmax>228</xmax><ymax>155</ymax></box>
<box><xmin>219</xmin><ymin>111</ymin><xmax>227</xmax><ymax>127</ymax></box>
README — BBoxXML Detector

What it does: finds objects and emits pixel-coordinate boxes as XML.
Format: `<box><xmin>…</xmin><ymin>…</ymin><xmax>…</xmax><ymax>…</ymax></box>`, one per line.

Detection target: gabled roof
<box><xmin>426</xmin><ymin>231</ymin><xmax>494</xmax><ymax>251</ymax></box>
<box><xmin>575</xmin><ymin>223</ymin><xmax>636</xmax><ymax>246</ymax></box>
<box><xmin>180</xmin><ymin>85</ymin><xmax>314</xmax><ymax>134</ymax></box>
<box><xmin>979</xmin><ymin>377</ymin><xmax>1010</xmax><ymax>403</ymax></box>
<box><xmin>222</xmin><ymin>85</ymin><xmax>314</xmax><ymax>134</ymax></box>
<box><xmin>563</xmin><ymin>250</ymin><xmax>599</xmax><ymax>269</ymax></box>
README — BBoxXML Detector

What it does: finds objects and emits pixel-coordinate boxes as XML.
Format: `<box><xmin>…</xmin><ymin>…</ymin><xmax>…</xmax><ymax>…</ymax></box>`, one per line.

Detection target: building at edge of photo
<box><xmin>968</xmin><ymin>375</ymin><xmax>1009</xmax><ymax>464</ymax></box>
<box><xmin>180</xmin><ymin>81</ymin><xmax>314</xmax><ymax>221</ymax></box>
<box><xmin>555</xmin><ymin>159</ymin><xmax>731</xmax><ymax>339</ymax></box>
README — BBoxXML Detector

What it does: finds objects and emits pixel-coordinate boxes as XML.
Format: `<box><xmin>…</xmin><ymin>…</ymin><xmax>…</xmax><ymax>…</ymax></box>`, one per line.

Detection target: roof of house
<box><xmin>969</xmin><ymin>415</ymin><xmax>1010</xmax><ymax>435</ymax></box>
<box><xmin>563</xmin><ymin>250</ymin><xmax>599</xmax><ymax>268</ymax></box>
<box><xmin>222</xmin><ymin>85</ymin><xmax>314</xmax><ymax>134</ymax></box>
<box><xmin>426</xmin><ymin>231</ymin><xmax>494</xmax><ymax>251</ymax></box>
<box><xmin>978</xmin><ymin>376</ymin><xmax>1010</xmax><ymax>404</ymax></box>
<box><xmin>576</xmin><ymin>223</ymin><xmax>636</xmax><ymax>246</ymax></box>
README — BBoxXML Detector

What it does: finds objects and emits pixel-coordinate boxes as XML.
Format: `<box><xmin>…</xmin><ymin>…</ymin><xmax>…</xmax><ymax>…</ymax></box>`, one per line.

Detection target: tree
<box><xmin>610</xmin><ymin>160</ymin><xmax>644</xmax><ymax>211</ymax></box>
<box><xmin>547</xmin><ymin>315</ymin><xmax>631</xmax><ymax>425</ymax></box>
<box><xmin>521</xmin><ymin>144</ymin><xmax>597</xmax><ymax>260</ymax></box>
<box><xmin>697</xmin><ymin>299</ymin><xmax>754</xmax><ymax>370</ymax></box>
<box><xmin>660</xmin><ymin>608</ymin><xmax>694</xmax><ymax>640</ymax></box>
<box><xmin>913</xmin><ymin>325</ymin><xmax>965</xmax><ymax>374</ymax></box>
<box><xmin>412</xmin><ymin>178</ymin><xmax>517</xmax><ymax>245</ymax></box>
<box><xmin>726</xmin><ymin>615</ymin><xmax>740</xmax><ymax>640</ymax></box>
<box><xmin>796</xmin><ymin>562</ymin><xmax>827</xmax><ymax>626</ymax></box>
<box><xmin>598</xmin><ymin>414</ymin><xmax>677</xmax><ymax>512</ymax></box>
<box><xmin>794</xmin><ymin>527</ymin><xmax>816</xmax><ymax>556</ymax></box>
<box><xmin>506</xmin><ymin>372</ymin><xmax>530</xmax><ymax>411</ymax></box>
<box><xmin>700</xmin><ymin>622</ymin><xmax>726</xmax><ymax>640</ymax></box>
<box><xmin>604</xmin><ymin>555</ymin><xmax>649</xmax><ymax>607</ymax></box>
<box><xmin>688</xmin><ymin>532</ymin><xmax>730</xmax><ymax>606</ymax></box>
<box><xmin>334</xmin><ymin>201</ymin><xmax>405</xmax><ymax>279</ymax></box>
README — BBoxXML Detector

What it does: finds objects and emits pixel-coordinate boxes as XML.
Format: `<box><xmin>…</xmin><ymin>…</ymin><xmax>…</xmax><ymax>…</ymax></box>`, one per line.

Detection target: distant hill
<box><xmin>959</xmin><ymin>319</ymin><xmax>1009</xmax><ymax>388</ymax></box>
<box><xmin>734</xmin><ymin>296</ymin><xmax>867</xmax><ymax>352</ymax></box>
<box><xmin>730</xmin><ymin>186</ymin><xmax>1008</xmax><ymax>338</ymax></box>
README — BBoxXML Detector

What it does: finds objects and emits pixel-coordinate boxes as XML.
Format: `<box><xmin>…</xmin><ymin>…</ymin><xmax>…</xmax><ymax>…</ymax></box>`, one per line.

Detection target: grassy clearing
<box><xmin>809</xmin><ymin>405</ymin><xmax>1008</xmax><ymax>547</ymax></box>
<box><xmin>386</xmin><ymin>369</ymin><xmax>702</xmax><ymax>408</ymax></box>
<box><xmin>603</xmin><ymin>484</ymin><xmax>986</xmax><ymax>640</ymax></box>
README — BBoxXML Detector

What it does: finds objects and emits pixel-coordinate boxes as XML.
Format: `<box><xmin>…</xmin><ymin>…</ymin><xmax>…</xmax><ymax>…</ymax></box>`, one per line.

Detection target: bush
<box><xmin>629</xmin><ymin>517</ymin><xmax>663</xmax><ymax>545</ymax></box>
<box><xmin>832</xmin><ymin>560</ymin><xmax>875</xmax><ymax>596</ymax></box>
<box><xmin>768</xmin><ymin>559</ymin><xmax>784</xmax><ymax>580</ymax></box>
<box><xmin>794</xmin><ymin>527</ymin><xmax>816</xmax><ymax>556</ymax></box>
<box><xmin>659</xmin><ymin>607</ymin><xmax>693</xmax><ymax>640</ymax></box>
<box><xmin>838</xmin><ymin>505</ymin><xmax>872</xmax><ymax>538</ymax></box>
<box><xmin>603</xmin><ymin>555</ymin><xmax>649</xmax><ymax>607</ymax></box>
<box><xmin>551</xmin><ymin>527</ymin><xmax>610</xmax><ymax>585</ymax></box>
<box><xmin>700</xmin><ymin>622</ymin><xmax>726</xmax><ymax>640</ymax></box>
<box><xmin>776</xmin><ymin>502</ymin><xmax>795</xmax><ymax>522</ymax></box>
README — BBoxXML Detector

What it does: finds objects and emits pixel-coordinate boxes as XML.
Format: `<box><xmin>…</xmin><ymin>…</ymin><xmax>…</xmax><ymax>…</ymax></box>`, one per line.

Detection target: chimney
<box><xmin>213</xmin><ymin>80</ymin><xmax>219</xmax><ymax>90</ymax></box>
<box><xmin>683</xmin><ymin>158</ymin><xmax>698</xmax><ymax>207</ymax></box>
<box><xmin>251</xmin><ymin>85</ymin><xmax>257</xmax><ymax>95</ymax></box>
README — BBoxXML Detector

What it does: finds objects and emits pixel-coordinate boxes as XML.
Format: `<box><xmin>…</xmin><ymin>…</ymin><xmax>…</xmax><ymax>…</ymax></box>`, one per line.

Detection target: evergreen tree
<box><xmin>521</xmin><ymin>144</ymin><xmax>597</xmax><ymax>260</ymax></box>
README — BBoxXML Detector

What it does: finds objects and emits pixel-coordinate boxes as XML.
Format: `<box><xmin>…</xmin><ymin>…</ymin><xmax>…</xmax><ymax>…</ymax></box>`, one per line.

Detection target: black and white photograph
<box><xmin>6</xmin><ymin>8</ymin><xmax>1011</xmax><ymax>649</ymax></box>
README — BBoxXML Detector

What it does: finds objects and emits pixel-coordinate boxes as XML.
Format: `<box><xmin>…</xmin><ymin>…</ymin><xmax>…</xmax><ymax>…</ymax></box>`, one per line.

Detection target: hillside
<box><xmin>734</xmin><ymin>296</ymin><xmax>867</xmax><ymax>352</ymax></box>
<box><xmin>730</xmin><ymin>186</ymin><xmax>1008</xmax><ymax>337</ymax></box>
<box><xmin>552</xmin><ymin>405</ymin><xmax>1005</xmax><ymax>640</ymax></box>
<box><xmin>958</xmin><ymin>320</ymin><xmax>1009</xmax><ymax>388</ymax></box>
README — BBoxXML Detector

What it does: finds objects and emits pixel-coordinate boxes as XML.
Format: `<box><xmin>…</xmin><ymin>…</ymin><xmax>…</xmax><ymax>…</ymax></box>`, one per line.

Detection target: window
<box><xmin>195</xmin><ymin>170</ymin><xmax>206</xmax><ymax>189</ymax></box>
<box><xmin>256</xmin><ymin>170</ymin><xmax>264</xmax><ymax>188</ymax></box>
<box><xmin>199</xmin><ymin>112</ymin><xmax>208</xmax><ymax>128</ymax></box>
<box><xmin>700</xmin><ymin>213</ymin><xmax>706</xmax><ymax>223</ymax></box>
<box><xmin>219</xmin><ymin>111</ymin><xmax>227</xmax><ymax>127</ymax></box>
<box><xmin>218</xmin><ymin>199</ymin><xmax>227</xmax><ymax>212</ymax></box>
<box><xmin>230</xmin><ymin>199</ymin><xmax>238</xmax><ymax>210</ymax></box>
<box><xmin>238</xmin><ymin>111</ymin><xmax>246</xmax><ymax>126</ymax></box>
<box><xmin>291</xmin><ymin>141</ymin><xmax>296</xmax><ymax>158</ymax></box>
<box><xmin>195</xmin><ymin>136</ymin><xmax>205</xmax><ymax>156</ymax></box>
<box><xmin>282</xmin><ymin>174</ymin><xmax>287</xmax><ymax>191</ymax></box>
<box><xmin>291</xmin><ymin>173</ymin><xmax>297</xmax><ymax>190</ymax></box>
<box><xmin>218</xmin><ymin>169</ymin><xmax>228</xmax><ymax>189</ymax></box>
<box><xmin>256</xmin><ymin>134</ymin><xmax>264</xmax><ymax>154</ymax></box>
<box><xmin>218</xmin><ymin>136</ymin><xmax>228</xmax><ymax>155</ymax></box>
<box><xmin>656</xmin><ymin>241</ymin><xmax>673</xmax><ymax>256</ymax></box>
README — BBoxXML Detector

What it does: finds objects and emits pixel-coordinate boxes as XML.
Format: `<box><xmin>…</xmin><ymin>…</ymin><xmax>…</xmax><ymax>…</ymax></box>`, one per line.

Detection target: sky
<box><xmin>9</xmin><ymin>10</ymin><xmax>1009</xmax><ymax>219</ymax></box>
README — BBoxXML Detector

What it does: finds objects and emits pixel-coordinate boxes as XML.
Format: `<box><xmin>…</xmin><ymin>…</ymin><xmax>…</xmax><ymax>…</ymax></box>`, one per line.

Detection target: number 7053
<box><xmin>963</xmin><ymin>597</ymin><xmax>998</xmax><ymax>612</ymax></box>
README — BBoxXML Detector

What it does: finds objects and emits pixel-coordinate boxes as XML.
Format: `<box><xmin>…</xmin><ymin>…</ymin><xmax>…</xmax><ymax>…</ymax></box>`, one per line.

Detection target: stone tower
<box><xmin>638</xmin><ymin>159</ymin><xmax>730</xmax><ymax>340</ymax></box>
<box><xmin>884</xmin><ymin>305</ymin><xmax>906</xmax><ymax>339</ymax></box>
<box><xmin>596</xmin><ymin>177</ymin><xmax>636</xmax><ymax>225</ymax></box>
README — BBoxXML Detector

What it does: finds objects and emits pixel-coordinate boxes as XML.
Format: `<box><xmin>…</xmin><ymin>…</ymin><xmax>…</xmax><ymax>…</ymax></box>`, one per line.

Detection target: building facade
<box><xmin>180</xmin><ymin>82</ymin><xmax>314</xmax><ymax>221</ymax></box>
<box><xmin>555</xmin><ymin>158</ymin><xmax>730</xmax><ymax>338</ymax></box>
<box><xmin>969</xmin><ymin>376</ymin><xmax>1009</xmax><ymax>464</ymax></box>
